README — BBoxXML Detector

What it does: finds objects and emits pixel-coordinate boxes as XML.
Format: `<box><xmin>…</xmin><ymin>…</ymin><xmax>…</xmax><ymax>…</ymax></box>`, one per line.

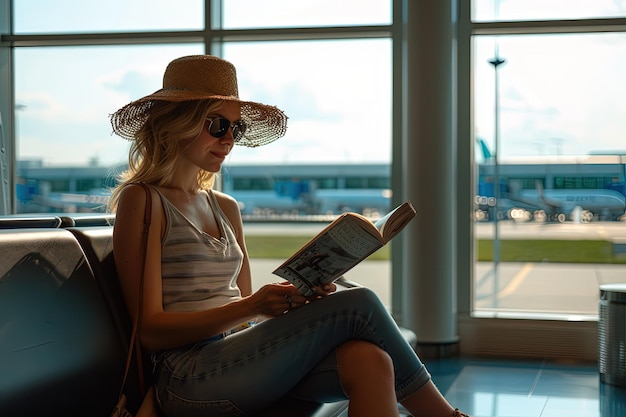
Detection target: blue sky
<box><xmin>10</xmin><ymin>0</ymin><xmax>626</xmax><ymax>166</ymax></box>
<box><xmin>474</xmin><ymin>31</ymin><xmax>626</xmax><ymax>159</ymax></box>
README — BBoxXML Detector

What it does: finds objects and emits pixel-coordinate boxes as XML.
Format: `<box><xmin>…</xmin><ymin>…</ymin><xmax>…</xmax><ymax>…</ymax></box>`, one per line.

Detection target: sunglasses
<box><xmin>206</xmin><ymin>117</ymin><xmax>247</xmax><ymax>142</ymax></box>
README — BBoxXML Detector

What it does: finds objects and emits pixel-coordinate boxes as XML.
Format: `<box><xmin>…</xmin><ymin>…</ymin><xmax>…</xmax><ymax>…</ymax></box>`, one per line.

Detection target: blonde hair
<box><xmin>108</xmin><ymin>99</ymin><xmax>224</xmax><ymax>211</ymax></box>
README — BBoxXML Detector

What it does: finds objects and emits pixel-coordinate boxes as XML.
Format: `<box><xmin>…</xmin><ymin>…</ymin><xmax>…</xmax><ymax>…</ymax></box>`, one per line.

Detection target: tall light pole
<box><xmin>488</xmin><ymin>52</ymin><xmax>505</xmax><ymax>309</ymax></box>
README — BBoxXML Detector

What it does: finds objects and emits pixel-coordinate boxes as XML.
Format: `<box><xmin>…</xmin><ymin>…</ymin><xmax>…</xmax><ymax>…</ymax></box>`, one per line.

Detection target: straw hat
<box><xmin>110</xmin><ymin>55</ymin><xmax>288</xmax><ymax>147</ymax></box>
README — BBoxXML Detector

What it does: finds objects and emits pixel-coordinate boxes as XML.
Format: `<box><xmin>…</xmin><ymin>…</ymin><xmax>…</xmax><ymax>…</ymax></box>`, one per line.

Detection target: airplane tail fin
<box><xmin>476</xmin><ymin>138</ymin><xmax>492</xmax><ymax>161</ymax></box>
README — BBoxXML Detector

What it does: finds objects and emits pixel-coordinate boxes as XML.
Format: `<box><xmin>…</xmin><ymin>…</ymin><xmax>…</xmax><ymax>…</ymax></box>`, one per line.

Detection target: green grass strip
<box><xmin>477</xmin><ymin>239</ymin><xmax>624</xmax><ymax>264</ymax></box>
<box><xmin>245</xmin><ymin>235</ymin><xmax>390</xmax><ymax>260</ymax></box>
<box><xmin>246</xmin><ymin>235</ymin><xmax>626</xmax><ymax>264</ymax></box>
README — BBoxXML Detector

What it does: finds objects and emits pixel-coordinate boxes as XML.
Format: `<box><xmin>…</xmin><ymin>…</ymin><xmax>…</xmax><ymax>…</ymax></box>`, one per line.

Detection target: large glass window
<box><xmin>6</xmin><ymin>0</ymin><xmax>394</xmax><ymax>305</ymax></box>
<box><xmin>473</xmin><ymin>32</ymin><xmax>626</xmax><ymax>317</ymax></box>
<box><xmin>9</xmin><ymin>0</ymin><xmax>626</xmax><ymax>358</ymax></box>
<box><xmin>220</xmin><ymin>38</ymin><xmax>392</xmax><ymax>298</ymax></box>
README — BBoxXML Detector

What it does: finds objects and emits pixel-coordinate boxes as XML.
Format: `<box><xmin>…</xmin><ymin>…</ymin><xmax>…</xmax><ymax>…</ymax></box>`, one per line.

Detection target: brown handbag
<box><xmin>111</xmin><ymin>183</ymin><xmax>160</xmax><ymax>417</ymax></box>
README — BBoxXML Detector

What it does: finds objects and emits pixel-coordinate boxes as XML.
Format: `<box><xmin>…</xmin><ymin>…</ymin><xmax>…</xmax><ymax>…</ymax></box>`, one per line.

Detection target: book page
<box><xmin>376</xmin><ymin>201</ymin><xmax>416</xmax><ymax>243</ymax></box>
<box><xmin>273</xmin><ymin>216</ymin><xmax>383</xmax><ymax>295</ymax></box>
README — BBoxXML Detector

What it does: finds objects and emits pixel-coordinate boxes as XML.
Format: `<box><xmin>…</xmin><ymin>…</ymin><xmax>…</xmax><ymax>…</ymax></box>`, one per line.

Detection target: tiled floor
<box><xmin>403</xmin><ymin>357</ymin><xmax>626</xmax><ymax>417</ymax></box>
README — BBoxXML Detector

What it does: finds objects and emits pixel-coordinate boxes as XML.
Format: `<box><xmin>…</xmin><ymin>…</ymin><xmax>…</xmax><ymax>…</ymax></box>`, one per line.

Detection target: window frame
<box><xmin>459</xmin><ymin>4</ymin><xmax>626</xmax><ymax>360</ymax></box>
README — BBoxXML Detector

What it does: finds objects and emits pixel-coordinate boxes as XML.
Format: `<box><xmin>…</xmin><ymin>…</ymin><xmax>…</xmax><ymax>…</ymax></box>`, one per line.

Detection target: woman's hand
<box><xmin>249</xmin><ymin>282</ymin><xmax>308</xmax><ymax>317</ymax></box>
<box><xmin>307</xmin><ymin>283</ymin><xmax>337</xmax><ymax>300</ymax></box>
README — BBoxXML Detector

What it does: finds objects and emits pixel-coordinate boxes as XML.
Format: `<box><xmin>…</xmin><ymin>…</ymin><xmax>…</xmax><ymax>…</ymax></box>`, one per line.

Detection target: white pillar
<box><xmin>403</xmin><ymin>0</ymin><xmax>459</xmax><ymax>351</ymax></box>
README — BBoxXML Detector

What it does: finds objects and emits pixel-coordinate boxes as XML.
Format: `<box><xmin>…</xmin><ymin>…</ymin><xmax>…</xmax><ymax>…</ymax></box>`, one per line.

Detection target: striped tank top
<box><xmin>154</xmin><ymin>188</ymin><xmax>244</xmax><ymax>312</ymax></box>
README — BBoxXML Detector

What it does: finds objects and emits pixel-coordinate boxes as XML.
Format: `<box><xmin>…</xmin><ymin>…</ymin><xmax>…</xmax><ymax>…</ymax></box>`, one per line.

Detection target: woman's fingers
<box><xmin>256</xmin><ymin>281</ymin><xmax>338</xmax><ymax>316</ymax></box>
<box><xmin>254</xmin><ymin>282</ymin><xmax>308</xmax><ymax>316</ymax></box>
<box><xmin>306</xmin><ymin>283</ymin><xmax>337</xmax><ymax>300</ymax></box>
<box><xmin>279</xmin><ymin>290</ymin><xmax>308</xmax><ymax>312</ymax></box>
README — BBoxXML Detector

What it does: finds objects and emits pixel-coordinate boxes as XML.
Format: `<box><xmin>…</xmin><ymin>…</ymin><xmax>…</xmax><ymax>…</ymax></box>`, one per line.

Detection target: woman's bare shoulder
<box><xmin>210</xmin><ymin>189</ymin><xmax>243</xmax><ymax>223</ymax></box>
<box><xmin>114</xmin><ymin>183</ymin><xmax>162</xmax><ymax>226</ymax></box>
<box><xmin>116</xmin><ymin>183</ymin><xmax>152</xmax><ymax>211</ymax></box>
<box><xmin>211</xmin><ymin>189</ymin><xmax>239</xmax><ymax>209</ymax></box>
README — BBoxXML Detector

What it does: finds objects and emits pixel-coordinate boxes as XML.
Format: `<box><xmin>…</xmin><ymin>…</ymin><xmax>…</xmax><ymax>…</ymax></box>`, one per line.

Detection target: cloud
<box><xmin>101</xmin><ymin>68</ymin><xmax>162</xmax><ymax>102</ymax></box>
<box><xmin>15</xmin><ymin>92</ymin><xmax>68</xmax><ymax>122</ymax></box>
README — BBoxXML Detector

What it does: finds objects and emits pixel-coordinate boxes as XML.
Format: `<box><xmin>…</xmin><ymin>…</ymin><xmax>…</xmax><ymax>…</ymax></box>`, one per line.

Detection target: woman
<box><xmin>109</xmin><ymin>54</ymin><xmax>468</xmax><ymax>417</ymax></box>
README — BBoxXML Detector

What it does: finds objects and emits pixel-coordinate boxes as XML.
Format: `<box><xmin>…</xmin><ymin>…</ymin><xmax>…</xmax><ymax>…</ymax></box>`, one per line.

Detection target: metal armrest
<box><xmin>335</xmin><ymin>276</ymin><xmax>362</xmax><ymax>289</ymax></box>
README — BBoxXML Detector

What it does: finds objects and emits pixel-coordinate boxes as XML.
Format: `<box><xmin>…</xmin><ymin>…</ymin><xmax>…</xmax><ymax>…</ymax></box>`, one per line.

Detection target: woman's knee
<box><xmin>343</xmin><ymin>286</ymin><xmax>379</xmax><ymax>302</ymax></box>
<box><xmin>337</xmin><ymin>287</ymin><xmax>385</xmax><ymax>312</ymax></box>
<box><xmin>336</xmin><ymin>340</ymin><xmax>394</xmax><ymax>392</ymax></box>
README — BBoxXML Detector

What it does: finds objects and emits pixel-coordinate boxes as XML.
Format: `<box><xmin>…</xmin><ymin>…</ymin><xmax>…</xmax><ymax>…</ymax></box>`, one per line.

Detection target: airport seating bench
<box><xmin>0</xmin><ymin>215</ymin><xmax>416</xmax><ymax>417</ymax></box>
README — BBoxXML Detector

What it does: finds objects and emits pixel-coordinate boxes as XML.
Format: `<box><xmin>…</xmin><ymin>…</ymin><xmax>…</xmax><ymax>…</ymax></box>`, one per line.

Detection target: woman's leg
<box><xmin>154</xmin><ymin>287</ymin><xmax>439</xmax><ymax>416</ymax></box>
<box><xmin>276</xmin><ymin>287</ymin><xmax>434</xmax><ymax>406</ymax></box>
<box><xmin>283</xmin><ymin>289</ymin><xmax>465</xmax><ymax>417</ymax></box>
<box><xmin>336</xmin><ymin>340</ymin><xmax>400</xmax><ymax>417</ymax></box>
<box><xmin>399</xmin><ymin>381</ymin><xmax>456</xmax><ymax>417</ymax></box>
<box><xmin>297</xmin><ymin>340</ymin><xmax>459</xmax><ymax>417</ymax></box>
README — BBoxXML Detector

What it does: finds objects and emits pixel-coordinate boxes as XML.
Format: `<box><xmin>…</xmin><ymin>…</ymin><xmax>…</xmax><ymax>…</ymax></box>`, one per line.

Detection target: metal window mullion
<box><xmin>0</xmin><ymin>0</ymin><xmax>13</xmax><ymax>214</ymax></box>
<box><xmin>472</xmin><ymin>17</ymin><xmax>626</xmax><ymax>36</ymax></box>
<box><xmin>2</xmin><ymin>27</ymin><xmax>393</xmax><ymax>49</ymax></box>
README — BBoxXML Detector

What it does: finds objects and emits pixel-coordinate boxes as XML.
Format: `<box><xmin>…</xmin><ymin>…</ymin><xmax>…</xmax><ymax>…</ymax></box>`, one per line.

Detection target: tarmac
<box><xmin>246</xmin><ymin>221</ymin><xmax>626</xmax><ymax>316</ymax></box>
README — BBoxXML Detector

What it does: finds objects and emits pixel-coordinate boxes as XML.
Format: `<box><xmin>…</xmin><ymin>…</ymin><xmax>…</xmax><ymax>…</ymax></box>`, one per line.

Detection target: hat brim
<box><xmin>110</xmin><ymin>89</ymin><xmax>287</xmax><ymax>148</ymax></box>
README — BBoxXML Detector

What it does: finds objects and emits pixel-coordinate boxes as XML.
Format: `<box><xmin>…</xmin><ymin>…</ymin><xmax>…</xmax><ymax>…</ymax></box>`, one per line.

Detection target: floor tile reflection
<box><xmin>422</xmin><ymin>358</ymin><xmax>626</xmax><ymax>417</ymax></box>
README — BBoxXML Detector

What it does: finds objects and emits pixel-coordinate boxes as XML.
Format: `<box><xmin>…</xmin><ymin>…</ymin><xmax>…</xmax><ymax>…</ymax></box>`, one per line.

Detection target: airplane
<box><xmin>515</xmin><ymin>181</ymin><xmax>626</xmax><ymax>222</ymax></box>
<box><xmin>474</xmin><ymin>138</ymin><xmax>626</xmax><ymax>222</ymax></box>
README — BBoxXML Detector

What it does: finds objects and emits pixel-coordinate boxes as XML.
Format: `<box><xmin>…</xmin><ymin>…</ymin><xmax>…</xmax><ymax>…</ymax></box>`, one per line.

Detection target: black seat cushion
<box><xmin>0</xmin><ymin>229</ymin><xmax>126</xmax><ymax>417</ymax></box>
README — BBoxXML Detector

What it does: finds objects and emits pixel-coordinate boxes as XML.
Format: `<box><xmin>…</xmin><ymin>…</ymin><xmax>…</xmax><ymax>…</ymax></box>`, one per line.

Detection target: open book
<box><xmin>273</xmin><ymin>201</ymin><xmax>416</xmax><ymax>296</ymax></box>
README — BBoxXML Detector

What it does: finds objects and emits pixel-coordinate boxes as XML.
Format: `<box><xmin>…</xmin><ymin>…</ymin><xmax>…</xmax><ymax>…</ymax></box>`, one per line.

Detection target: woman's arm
<box><xmin>212</xmin><ymin>190</ymin><xmax>253</xmax><ymax>297</ymax></box>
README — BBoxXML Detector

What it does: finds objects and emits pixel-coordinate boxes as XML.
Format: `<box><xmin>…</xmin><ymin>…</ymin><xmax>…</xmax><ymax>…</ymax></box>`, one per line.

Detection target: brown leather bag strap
<box><xmin>118</xmin><ymin>183</ymin><xmax>153</xmax><ymax>399</ymax></box>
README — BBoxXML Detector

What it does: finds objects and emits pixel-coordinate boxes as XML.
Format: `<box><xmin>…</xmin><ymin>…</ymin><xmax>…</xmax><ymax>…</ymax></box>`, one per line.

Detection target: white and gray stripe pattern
<box><xmin>155</xmin><ymin>188</ymin><xmax>244</xmax><ymax>312</ymax></box>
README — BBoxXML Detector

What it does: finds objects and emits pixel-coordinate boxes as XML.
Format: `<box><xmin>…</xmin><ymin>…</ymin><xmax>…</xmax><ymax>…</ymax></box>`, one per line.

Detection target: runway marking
<box><xmin>500</xmin><ymin>263</ymin><xmax>533</xmax><ymax>297</ymax></box>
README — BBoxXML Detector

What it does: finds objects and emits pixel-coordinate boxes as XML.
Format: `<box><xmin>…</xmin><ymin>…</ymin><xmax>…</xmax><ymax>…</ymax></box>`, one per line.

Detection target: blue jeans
<box><xmin>153</xmin><ymin>287</ymin><xmax>431</xmax><ymax>417</ymax></box>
